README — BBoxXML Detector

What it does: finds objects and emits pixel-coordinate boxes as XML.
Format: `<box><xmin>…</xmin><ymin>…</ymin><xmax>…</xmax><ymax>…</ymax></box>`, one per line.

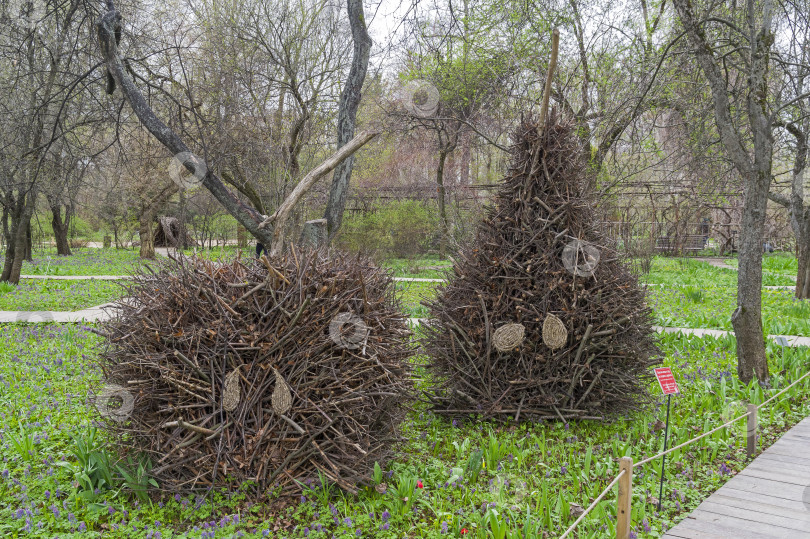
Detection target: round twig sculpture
<box><xmin>493</xmin><ymin>323</ymin><xmax>525</xmax><ymax>351</ymax></box>
<box><xmin>99</xmin><ymin>249</ymin><xmax>412</xmax><ymax>495</ymax></box>
<box><xmin>542</xmin><ymin>315</ymin><xmax>568</xmax><ymax>350</ymax></box>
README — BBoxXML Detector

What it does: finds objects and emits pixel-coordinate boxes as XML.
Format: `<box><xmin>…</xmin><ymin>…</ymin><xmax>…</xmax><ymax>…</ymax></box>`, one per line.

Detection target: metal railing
<box><xmin>559</xmin><ymin>368</ymin><xmax>810</xmax><ymax>539</ymax></box>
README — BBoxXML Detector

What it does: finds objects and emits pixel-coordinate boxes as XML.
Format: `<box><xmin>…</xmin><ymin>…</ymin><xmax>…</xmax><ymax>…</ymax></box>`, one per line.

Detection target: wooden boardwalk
<box><xmin>663</xmin><ymin>417</ymin><xmax>810</xmax><ymax>538</ymax></box>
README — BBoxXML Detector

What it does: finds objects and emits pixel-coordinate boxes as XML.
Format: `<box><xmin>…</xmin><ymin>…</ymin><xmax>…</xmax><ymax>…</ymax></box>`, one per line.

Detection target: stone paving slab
<box><xmin>0</xmin><ymin>303</ymin><xmax>117</xmax><ymax>323</ymax></box>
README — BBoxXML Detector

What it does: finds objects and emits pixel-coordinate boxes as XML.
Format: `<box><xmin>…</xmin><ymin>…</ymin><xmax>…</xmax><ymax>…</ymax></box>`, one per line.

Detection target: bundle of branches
<box><xmin>99</xmin><ymin>249</ymin><xmax>412</xmax><ymax>495</ymax></box>
<box><xmin>422</xmin><ymin>113</ymin><xmax>659</xmax><ymax>422</ymax></box>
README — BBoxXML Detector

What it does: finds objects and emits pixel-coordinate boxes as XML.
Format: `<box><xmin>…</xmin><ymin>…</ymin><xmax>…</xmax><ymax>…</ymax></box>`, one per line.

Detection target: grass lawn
<box><xmin>645</xmin><ymin>257</ymin><xmax>795</xmax><ymax>287</ymax></box>
<box><xmin>649</xmin><ymin>287</ymin><xmax>810</xmax><ymax>336</ymax></box>
<box><xmin>1</xmin><ymin>251</ymin><xmax>809</xmax><ymax>537</ymax></box>
<box><xmin>0</xmin><ymin>326</ymin><xmax>808</xmax><ymax>538</ymax></box>
<box><xmin>724</xmin><ymin>252</ymin><xmax>799</xmax><ymax>278</ymax></box>
<box><xmin>382</xmin><ymin>257</ymin><xmax>453</xmax><ymax>279</ymax></box>
<box><xmin>0</xmin><ymin>248</ymin><xmax>144</xmax><ymax>276</ymax></box>
<box><xmin>0</xmin><ymin>279</ymin><xmax>125</xmax><ymax>311</ymax></box>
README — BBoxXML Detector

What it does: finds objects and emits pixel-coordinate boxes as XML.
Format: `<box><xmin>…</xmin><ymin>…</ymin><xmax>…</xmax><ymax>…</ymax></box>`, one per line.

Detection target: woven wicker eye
<box><xmin>271</xmin><ymin>368</ymin><xmax>292</xmax><ymax>415</ymax></box>
<box><xmin>223</xmin><ymin>368</ymin><xmax>241</xmax><ymax>412</ymax></box>
<box><xmin>542</xmin><ymin>314</ymin><xmax>568</xmax><ymax>350</ymax></box>
<box><xmin>492</xmin><ymin>323</ymin><xmax>525</xmax><ymax>351</ymax></box>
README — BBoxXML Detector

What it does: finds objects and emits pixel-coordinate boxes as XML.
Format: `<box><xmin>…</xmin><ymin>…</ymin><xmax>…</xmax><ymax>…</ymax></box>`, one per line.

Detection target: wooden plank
<box><xmin>687</xmin><ymin>509</ymin><xmax>810</xmax><ymax>537</ymax></box>
<box><xmin>779</xmin><ymin>432</ymin><xmax>810</xmax><ymax>444</ymax></box>
<box><xmin>753</xmin><ymin>453</ymin><xmax>810</xmax><ymax>473</ymax></box>
<box><xmin>768</xmin><ymin>437</ymin><xmax>810</xmax><ymax>450</ymax></box>
<box><xmin>760</xmin><ymin>443</ymin><xmax>810</xmax><ymax>462</ymax></box>
<box><xmin>757</xmin><ymin>446</ymin><xmax>810</xmax><ymax>466</ymax></box>
<box><xmin>663</xmin><ymin>515</ymin><xmax>786</xmax><ymax>539</ymax></box>
<box><xmin>715</xmin><ymin>486</ymin><xmax>810</xmax><ymax>512</ymax></box>
<box><xmin>705</xmin><ymin>492</ymin><xmax>810</xmax><ymax>521</ymax></box>
<box><xmin>695</xmin><ymin>502</ymin><xmax>810</xmax><ymax>532</ymax></box>
<box><xmin>662</xmin><ymin>519</ymin><xmax>731</xmax><ymax>539</ymax></box>
<box><xmin>663</xmin><ymin>419</ymin><xmax>810</xmax><ymax>538</ymax></box>
<box><xmin>712</xmin><ymin>475</ymin><xmax>808</xmax><ymax>501</ymax></box>
<box><xmin>737</xmin><ymin>465</ymin><xmax>810</xmax><ymax>486</ymax></box>
<box><xmin>745</xmin><ymin>460</ymin><xmax>810</xmax><ymax>479</ymax></box>
<box><xmin>765</xmin><ymin>437</ymin><xmax>810</xmax><ymax>451</ymax></box>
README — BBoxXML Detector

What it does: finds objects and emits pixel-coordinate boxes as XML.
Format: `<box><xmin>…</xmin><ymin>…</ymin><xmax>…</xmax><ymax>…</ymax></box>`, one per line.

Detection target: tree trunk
<box><xmin>436</xmin><ymin>149</ymin><xmax>450</xmax><ymax>258</ymax></box>
<box><xmin>731</xmin><ymin>170</ymin><xmax>771</xmax><ymax>383</ymax></box>
<box><xmin>24</xmin><ymin>222</ymin><xmax>33</xmax><ymax>261</ymax></box>
<box><xmin>237</xmin><ymin>224</ymin><xmax>247</xmax><ymax>248</ymax></box>
<box><xmin>323</xmin><ymin>0</ymin><xmax>372</xmax><ymax>239</ymax></box>
<box><xmin>797</xmin><ymin>214</ymin><xmax>810</xmax><ymax>299</ymax></box>
<box><xmin>299</xmin><ymin>219</ymin><xmax>328</xmax><ymax>249</ymax></box>
<box><xmin>51</xmin><ymin>203</ymin><xmax>72</xmax><ymax>256</ymax></box>
<box><xmin>139</xmin><ymin>217</ymin><xmax>155</xmax><ymax>260</ymax></box>
<box><xmin>1</xmin><ymin>194</ymin><xmax>35</xmax><ymax>284</ymax></box>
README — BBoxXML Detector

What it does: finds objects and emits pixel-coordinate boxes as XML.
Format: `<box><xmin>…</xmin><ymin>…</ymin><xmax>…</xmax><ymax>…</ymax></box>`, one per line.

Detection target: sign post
<box><xmin>653</xmin><ymin>367</ymin><xmax>679</xmax><ymax>512</ymax></box>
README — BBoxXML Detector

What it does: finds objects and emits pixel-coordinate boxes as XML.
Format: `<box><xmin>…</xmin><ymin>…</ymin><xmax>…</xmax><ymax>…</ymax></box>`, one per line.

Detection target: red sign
<box><xmin>653</xmin><ymin>367</ymin><xmax>679</xmax><ymax>395</ymax></box>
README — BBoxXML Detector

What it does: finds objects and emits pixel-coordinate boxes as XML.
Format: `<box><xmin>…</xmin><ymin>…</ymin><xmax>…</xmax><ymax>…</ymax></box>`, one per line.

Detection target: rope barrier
<box><xmin>758</xmin><ymin>369</ymin><xmax>810</xmax><ymax>409</ymax></box>
<box><xmin>559</xmin><ymin>352</ymin><xmax>810</xmax><ymax>537</ymax></box>
<box><xmin>633</xmin><ymin>411</ymin><xmax>750</xmax><ymax>468</ymax></box>
<box><xmin>559</xmin><ymin>469</ymin><xmax>626</xmax><ymax>539</ymax></box>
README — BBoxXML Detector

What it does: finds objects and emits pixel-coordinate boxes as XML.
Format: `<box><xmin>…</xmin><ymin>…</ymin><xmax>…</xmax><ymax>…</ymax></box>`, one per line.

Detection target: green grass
<box><xmin>724</xmin><ymin>253</ymin><xmax>799</xmax><ymax>277</ymax></box>
<box><xmin>1</xmin><ymin>253</ymin><xmax>810</xmax><ymax>537</ymax></box>
<box><xmin>0</xmin><ymin>326</ymin><xmax>808</xmax><ymax>538</ymax></box>
<box><xmin>382</xmin><ymin>257</ymin><xmax>453</xmax><ymax>279</ymax></box>
<box><xmin>649</xmin><ymin>286</ymin><xmax>810</xmax><ymax>336</ymax></box>
<box><xmin>1</xmin><ymin>248</ymin><xmax>144</xmax><ymax>276</ymax></box>
<box><xmin>395</xmin><ymin>281</ymin><xmax>441</xmax><ymax>318</ymax></box>
<box><xmin>644</xmin><ymin>257</ymin><xmax>795</xmax><ymax>287</ymax></box>
<box><xmin>0</xmin><ymin>279</ymin><xmax>125</xmax><ymax>311</ymax></box>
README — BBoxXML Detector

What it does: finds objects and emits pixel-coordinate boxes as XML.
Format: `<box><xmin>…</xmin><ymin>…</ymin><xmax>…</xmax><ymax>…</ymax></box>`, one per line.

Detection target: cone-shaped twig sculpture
<box><xmin>422</xmin><ymin>113</ymin><xmax>659</xmax><ymax>422</ymax></box>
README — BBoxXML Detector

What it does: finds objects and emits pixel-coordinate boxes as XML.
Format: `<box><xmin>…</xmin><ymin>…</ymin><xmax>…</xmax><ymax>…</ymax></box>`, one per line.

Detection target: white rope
<box><xmin>759</xmin><ymin>369</ymin><xmax>810</xmax><ymax>409</ymax></box>
<box><xmin>634</xmin><ymin>411</ymin><xmax>750</xmax><ymax>468</ymax></box>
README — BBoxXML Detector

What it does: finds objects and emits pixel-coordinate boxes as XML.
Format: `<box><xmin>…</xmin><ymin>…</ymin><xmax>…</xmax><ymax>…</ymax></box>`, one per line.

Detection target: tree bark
<box><xmin>24</xmin><ymin>223</ymin><xmax>32</xmax><ymax>261</ymax></box>
<box><xmin>798</xmin><ymin>224</ymin><xmax>810</xmax><ymax>298</ymax></box>
<box><xmin>51</xmin><ymin>203</ymin><xmax>73</xmax><ymax>256</ymax></box>
<box><xmin>323</xmin><ymin>0</ymin><xmax>372</xmax><ymax>239</ymax></box>
<box><xmin>436</xmin><ymin>149</ymin><xmax>450</xmax><ymax>258</ymax></box>
<box><xmin>97</xmin><ymin>3</ymin><xmax>375</xmax><ymax>257</ymax></box>
<box><xmin>265</xmin><ymin>130</ymin><xmax>379</xmax><ymax>258</ymax></box>
<box><xmin>139</xmin><ymin>217</ymin><xmax>155</xmax><ymax>259</ymax></box>
<box><xmin>0</xmin><ymin>191</ymin><xmax>35</xmax><ymax>284</ymax></box>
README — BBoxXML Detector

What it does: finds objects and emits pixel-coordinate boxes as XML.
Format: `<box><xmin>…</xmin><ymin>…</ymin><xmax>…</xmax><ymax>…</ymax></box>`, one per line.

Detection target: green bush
<box><xmin>337</xmin><ymin>200</ymin><xmax>439</xmax><ymax>258</ymax></box>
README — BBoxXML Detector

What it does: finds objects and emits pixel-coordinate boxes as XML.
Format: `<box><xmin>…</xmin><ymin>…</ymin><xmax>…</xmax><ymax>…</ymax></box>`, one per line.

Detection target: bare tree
<box><xmin>0</xmin><ymin>0</ymin><xmax>94</xmax><ymax>283</ymax></box>
<box><xmin>672</xmin><ymin>0</ymin><xmax>781</xmax><ymax>383</ymax></box>
<box><xmin>96</xmin><ymin>0</ymin><xmax>377</xmax><ymax>254</ymax></box>
<box><xmin>323</xmin><ymin>0</ymin><xmax>372</xmax><ymax>239</ymax></box>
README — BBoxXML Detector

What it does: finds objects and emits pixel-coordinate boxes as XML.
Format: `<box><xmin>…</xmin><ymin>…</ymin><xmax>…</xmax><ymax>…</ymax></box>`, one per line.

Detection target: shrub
<box><xmin>337</xmin><ymin>200</ymin><xmax>439</xmax><ymax>259</ymax></box>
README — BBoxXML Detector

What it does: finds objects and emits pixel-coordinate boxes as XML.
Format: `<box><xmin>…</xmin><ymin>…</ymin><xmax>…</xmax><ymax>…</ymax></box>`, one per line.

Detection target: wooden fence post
<box><xmin>747</xmin><ymin>403</ymin><xmax>758</xmax><ymax>458</ymax></box>
<box><xmin>616</xmin><ymin>456</ymin><xmax>633</xmax><ymax>539</ymax></box>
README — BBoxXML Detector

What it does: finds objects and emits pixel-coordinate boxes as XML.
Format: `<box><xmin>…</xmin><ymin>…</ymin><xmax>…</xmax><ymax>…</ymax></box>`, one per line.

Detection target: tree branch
<box><xmin>262</xmin><ymin>130</ymin><xmax>379</xmax><ymax>257</ymax></box>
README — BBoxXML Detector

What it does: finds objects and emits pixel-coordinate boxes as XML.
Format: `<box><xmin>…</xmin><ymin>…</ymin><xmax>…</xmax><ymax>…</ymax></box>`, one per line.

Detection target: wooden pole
<box><xmin>746</xmin><ymin>403</ymin><xmax>758</xmax><ymax>458</ymax></box>
<box><xmin>538</xmin><ymin>28</ymin><xmax>560</xmax><ymax>131</ymax></box>
<box><xmin>616</xmin><ymin>456</ymin><xmax>633</xmax><ymax>539</ymax></box>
